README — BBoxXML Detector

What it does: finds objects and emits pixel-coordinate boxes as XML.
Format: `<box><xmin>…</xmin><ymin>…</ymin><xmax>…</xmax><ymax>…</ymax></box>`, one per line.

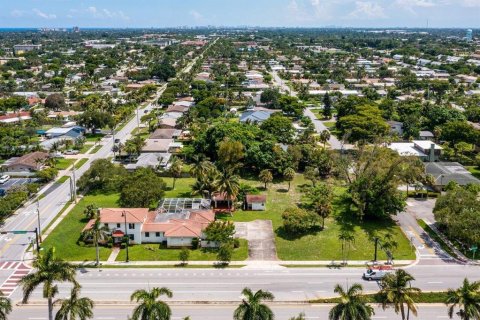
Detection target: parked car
<box><xmin>114</xmin><ymin>138</ymin><xmax>121</xmax><ymax>144</ymax></box>
<box><xmin>0</xmin><ymin>175</ymin><xmax>10</xmax><ymax>184</ymax></box>
<box><xmin>50</xmin><ymin>152</ymin><xmax>64</xmax><ymax>158</ymax></box>
<box><xmin>363</xmin><ymin>268</ymin><xmax>392</xmax><ymax>281</ymax></box>
<box><xmin>64</xmin><ymin>149</ymin><xmax>79</xmax><ymax>155</ymax></box>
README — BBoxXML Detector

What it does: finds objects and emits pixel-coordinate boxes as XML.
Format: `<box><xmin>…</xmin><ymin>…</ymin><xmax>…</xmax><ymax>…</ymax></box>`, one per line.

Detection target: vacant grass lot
<box><xmin>219</xmin><ymin>175</ymin><xmax>415</xmax><ymax>261</ymax></box>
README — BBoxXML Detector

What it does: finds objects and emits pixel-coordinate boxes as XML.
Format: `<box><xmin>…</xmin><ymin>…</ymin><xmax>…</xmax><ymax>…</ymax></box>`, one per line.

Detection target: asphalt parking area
<box><xmin>235</xmin><ymin>220</ymin><xmax>278</xmax><ymax>261</ymax></box>
<box><xmin>0</xmin><ymin>178</ymin><xmax>38</xmax><ymax>191</ymax></box>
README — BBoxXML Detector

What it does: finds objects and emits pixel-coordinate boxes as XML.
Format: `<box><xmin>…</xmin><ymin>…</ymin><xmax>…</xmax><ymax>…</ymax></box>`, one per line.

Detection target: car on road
<box><xmin>50</xmin><ymin>152</ymin><xmax>64</xmax><ymax>158</ymax></box>
<box><xmin>114</xmin><ymin>138</ymin><xmax>121</xmax><ymax>144</ymax></box>
<box><xmin>363</xmin><ymin>268</ymin><xmax>392</xmax><ymax>281</ymax></box>
<box><xmin>64</xmin><ymin>149</ymin><xmax>79</xmax><ymax>155</ymax></box>
<box><xmin>0</xmin><ymin>175</ymin><xmax>10</xmax><ymax>184</ymax></box>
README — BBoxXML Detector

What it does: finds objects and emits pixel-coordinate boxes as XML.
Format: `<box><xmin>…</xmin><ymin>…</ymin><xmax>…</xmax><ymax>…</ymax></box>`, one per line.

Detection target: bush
<box><xmin>36</xmin><ymin>167</ymin><xmax>59</xmax><ymax>182</ymax></box>
<box><xmin>179</xmin><ymin>248</ymin><xmax>190</xmax><ymax>265</ymax></box>
<box><xmin>217</xmin><ymin>242</ymin><xmax>233</xmax><ymax>265</ymax></box>
<box><xmin>191</xmin><ymin>238</ymin><xmax>199</xmax><ymax>249</ymax></box>
<box><xmin>282</xmin><ymin>207</ymin><xmax>320</xmax><ymax>235</ymax></box>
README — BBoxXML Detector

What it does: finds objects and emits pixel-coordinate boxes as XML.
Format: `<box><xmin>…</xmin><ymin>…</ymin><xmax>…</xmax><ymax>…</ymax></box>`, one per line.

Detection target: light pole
<box><xmin>71</xmin><ymin>165</ymin><xmax>77</xmax><ymax>203</ymax></box>
<box><xmin>122</xmin><ymin>211</ymin><xmax>129</xmax><ymax>263</ymax></box>
<box><xmin>373</xmin><ymin>237</ymin><xmax>379</xmax><ymax>262</ymax></box>
<box><xmin>36</xmin><ymin>199</ymin><xmax>42</xmax><ymax>242</ymax></box>
<box><xmin>136</xmin><ymin>105</ymin><xmax>140</xmax><ymax>129</ymax></box>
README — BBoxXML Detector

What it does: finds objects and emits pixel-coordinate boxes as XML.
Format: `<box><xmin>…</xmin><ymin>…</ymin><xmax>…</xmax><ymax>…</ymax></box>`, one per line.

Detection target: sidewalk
<box><xmin>71</xmin><ymin>259</ymin><xmax>415</xmax><ymax>268</ymax></box>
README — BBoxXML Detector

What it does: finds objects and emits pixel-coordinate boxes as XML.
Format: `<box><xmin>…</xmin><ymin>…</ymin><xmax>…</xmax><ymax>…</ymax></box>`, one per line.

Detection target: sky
<box><xmin>1</xmin><ymin>0</ymin><xmax>479</xmax><ymax>28</ymax></box>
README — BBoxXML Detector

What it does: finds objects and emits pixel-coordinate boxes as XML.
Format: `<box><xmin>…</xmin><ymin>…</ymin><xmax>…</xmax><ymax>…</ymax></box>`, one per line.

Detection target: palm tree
<box><xmin>378</xmin><ymin>269</ymin><xmax>421</xmax><ymax>320</ymax></box>
<box><xmin>319</xmin><ymin>130</ymin><xmax>331</xmax><ymax>148</ymax></box>
<box><xmin>0</xmin><ymin>290</ymin><xmax>12</xmax><ymax>320</ymax></box>
<box><xmin>20</xmin><ymin>247</ymin><xmax>78</xmax><ymax>320</ymax></box>
<box><xmin>54</xmin><ymin>286</ymin><xmax>94</xmax><ymax>320</ymax></box>
<box><xmin>259</xmin><ymin>169</ymin><xmax>273</xmax><ymax>190</ymax></box>
<box><xmin>283</xmin><ymin>167</ymin><xmax>296</xmax><ymax>191</ymax></box>
<box><xmin>329</xmin><ymin>283</ymin><xmax>374</xmax><ymax>320</ymax></box>
<box><xmin>189</xmin><ymin>156</ymin><xmax>213</xmax><ymax>180</ymax></box>
<box><xmin>82</xmin><ymin>217</ymin><xmax>110</xmax><ymax>266</ymax></box>
<box><xmin>216</xmin><ymin>170</ymin><xmax>240</xmax><ymax>214</ymax></box>
<box><xmin>446</xmin><ymin>278</ymin><xmax>480</xmax><ymax>320</ymax></box>
<box><xmin>338</xmin><ymin>228</ymin><xmax>355</xmax><ymax>266</ymax></box>
<box><xmin>130</xmin><ymin>287</ymin><xmax>173</xmax><ymax>320</ymax></box>
<box><xmin>233</xmin><ymin>287</ymin><xmax>275</xmax><ymax>320</ymax></box>
<box><xmin>168</xmin><ymin>157</ymin><xmax>183</xmax><ymax>189</ymax></box>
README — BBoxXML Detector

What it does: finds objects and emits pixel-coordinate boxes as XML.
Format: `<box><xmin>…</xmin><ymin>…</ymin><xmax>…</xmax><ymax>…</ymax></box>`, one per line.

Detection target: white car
<box><xmin>363</xmin><ymin>268</ymin><xmax>392</xmax><ymax>281</ymax></box>
<box><xmin>64</xmin><ymin>149</ymin><xmax>80</xmax><ymax>155</ymax></box>
<box><xmin>0</xmin><ymin>175</ymin><xmax>10</xmax><ymax>184</ymax></box>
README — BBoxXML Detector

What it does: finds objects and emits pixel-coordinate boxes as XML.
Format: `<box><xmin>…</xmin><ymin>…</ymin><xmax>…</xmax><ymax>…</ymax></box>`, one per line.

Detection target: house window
<box><xmin>117</xmin><ymin>223</ymin><xmax>120</xmax><ymax>228</ymax></box>
<box><xmin>129</xmin><ymin>234</ymin><xmax>134</xmax><ymax>241</ymax></box>
<box><xmin>155</xmin><ymin>232</ymin><xmax>160</xmax><ymax>237</ymax></box>
<box><xmin>128</xmin><ymin>223</ymin><xmax>135</xmax><ymax>230</ymax></box>
<box><xmin>104</xmin><ymin>223</ymin><xmax>108</xmax><ymax>228</ymax></box>
<box><xmin>145</xmin><ymin>232</ymin><xmax>150</xmax><ymax>237</ymax></box>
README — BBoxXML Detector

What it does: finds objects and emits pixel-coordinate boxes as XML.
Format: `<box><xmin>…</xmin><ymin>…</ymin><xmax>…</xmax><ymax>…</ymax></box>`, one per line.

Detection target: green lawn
<box><xmin>41</xmin><ymin>194</ymin><xmax>120</xmax><ymax>261</ymax></box>
<box><xmin>79</xmin><ymin>144</ymin><xmax>94</xmax><ymax>154</ymax></box>
<box><xmin>467</xmin><ymin>166</ymin><xmax>480</xmax><ymax>179</ymax></box>
<box><xmin>74</xmin><ymin>158</ymin><xmax>89</xmax><ymax>169</ymax></box>
<box><xmin>88</xmin><ymin>145</ymin><xmax>103</xmax><ymax>154</ymax></box>
<box><xmin>115</xmin><ymin>239</ymin><xmax>248</xmax><ymax>262</ymax></box>
<box><xmin>163</xmin><ymin>177</ymin><xmax>196</xmax><ymax>198</ymax></box>
<box><xmin>84</xmin><ymin>133</ymin><xmax>105</xmax><ymax>142</ymax></box>
<box><xmin>322</xmin><ymin>121</ymin><xmax>336</xmax><ymax>129</ymax></box>
<box><xmin>219</xmin><ymin>175</ymin><xmax>415</xmax><ymax>261</ymax></box>
<box><xmin>56</xmin><ymin>176</ymin><xmax>70</xmax><ymax>184</ymax></box>
<box><xmin>55</xmin><ymin>158</ymin><xmax>75</xmax><ymax>170</ymax></box>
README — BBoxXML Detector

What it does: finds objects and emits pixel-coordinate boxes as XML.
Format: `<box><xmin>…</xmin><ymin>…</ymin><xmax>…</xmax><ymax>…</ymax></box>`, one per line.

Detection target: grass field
<box><xmin>322</xmin><ymin>121</ymin><xmax>336</xmax><ymax>129</ymax></box>
<box><xmin>219</xmin><ymin>175</ymin><xmax>415</xmax><ymax>261</ymax></box>
<box><xmin>79</xmin><ymin>144</ymin><xmax>94</xmax><ymax>154</ymax></box>
<box><xmin>41</xmin><ymin>194</ymin><xmax>119</xmax><ymax>261</ymax></box>
<box><xmin>55</xmin><ymin>158</ymin><xmax>75</xmax><ymax>170</ymax></box>
<box><xmin>115</xmin><ymin>239</ymin><xmax>248</xmax><ymax>261</ymax></box>
<box><xmin>56</xmin><ymin>176</ymin><xmax>70</xmax><ymax>184</ymax></box>
<box><xmin>312</xmin><ymin>291</ymin><xmax>449</xmax><ymax>304</ymax></box>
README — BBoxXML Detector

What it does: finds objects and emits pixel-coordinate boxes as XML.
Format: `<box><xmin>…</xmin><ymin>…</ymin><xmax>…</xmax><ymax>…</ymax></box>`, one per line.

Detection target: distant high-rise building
<box><xmin>466</xmin><ymin>29</ymin><xmax>473</xmax><ymax>42</ymax></box>
<box><xmin>73</xmin><ymin>26</ymin><xmax>80</xmax><ymax>33</ymax></box>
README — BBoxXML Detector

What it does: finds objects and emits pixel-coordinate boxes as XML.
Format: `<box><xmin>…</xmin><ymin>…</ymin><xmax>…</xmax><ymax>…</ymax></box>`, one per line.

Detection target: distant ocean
<box><xmin>0</xmin><ymin>28</ymin><xmax>38</xmax><ymax>32</ymax></box>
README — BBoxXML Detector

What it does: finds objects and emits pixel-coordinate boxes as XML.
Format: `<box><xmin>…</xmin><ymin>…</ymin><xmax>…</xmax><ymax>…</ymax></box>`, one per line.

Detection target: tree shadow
<box><xmin>276</xmin><ymin>188</ymin><xmax>289</xmax><ymax>193</ymax></box>
<box><xmin>275</xmin><ymin>225</ymin><xmax>322</xmax><ymax>241</ymax></box>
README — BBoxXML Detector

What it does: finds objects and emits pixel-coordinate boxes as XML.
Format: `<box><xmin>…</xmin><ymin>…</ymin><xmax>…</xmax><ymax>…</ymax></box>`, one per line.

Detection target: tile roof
<box><xmin>98</xmin><ymin>208</ymin><xmax>149</xmax><ymax>224</ymax></box>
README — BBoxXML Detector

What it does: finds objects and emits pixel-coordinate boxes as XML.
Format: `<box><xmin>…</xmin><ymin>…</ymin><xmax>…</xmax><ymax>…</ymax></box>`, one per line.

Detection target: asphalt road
<box><xmin>8</xmin><ymin>303</ymin><xmax>461</xmax><ymax>320</ymax></box>
<box><xmin>0</xmin><ymin>178</ymin><xmax>39</xmax><ymax>192</ymax></box>
<box><xmin>8</xmin><ymin>264</ymin><xmax>480</xmax><ymax>303</ymax></box>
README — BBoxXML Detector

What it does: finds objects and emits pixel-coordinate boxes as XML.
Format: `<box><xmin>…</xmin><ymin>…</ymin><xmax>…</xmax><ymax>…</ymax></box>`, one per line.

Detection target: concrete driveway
<box><xmin>234</xmin><ymin>220</ymin><xmax>278</xmax><ymax>261</ymax></box>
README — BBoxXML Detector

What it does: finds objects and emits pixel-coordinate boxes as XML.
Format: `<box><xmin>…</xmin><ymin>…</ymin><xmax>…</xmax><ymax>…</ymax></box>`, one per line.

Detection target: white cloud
<box><xmin>189</xmin><ymin>10</ymin><xmax>203</xmax><ymax>21</ymax></box>
<box><xmin>348</xmin><ymin>1</ymin><xmax>387</xmax><ymax>19</ymax></box>
<box><xmin>85</xmin><ymin>6</ymin><xmax>129</xmax><ymax>20</ymax></box>
<box><xmin>10</xmin><ymin>10</ymin><xmax>25</xmax><ymax>18</ymax></box>
<box><xmin>33</xmin><ymin>8</ymin><xmax>57</xmax><ymax>19</ymax></box>
<box><xmin>396</xmin><ymin>0</ymin><xmax>436</xmax><ymax>7</ymax></box>
<box><xmin>462</xmin><ymin>0</ymin><xmax>480</xmax><ymax>7</ymax></box>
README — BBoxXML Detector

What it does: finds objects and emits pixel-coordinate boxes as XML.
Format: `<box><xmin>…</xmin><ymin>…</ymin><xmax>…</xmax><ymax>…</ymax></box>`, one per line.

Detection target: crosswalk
<box><xmin>0</xmin><ymin>261</ymin><xmax>30</xmax><ymax>297</ymax></box>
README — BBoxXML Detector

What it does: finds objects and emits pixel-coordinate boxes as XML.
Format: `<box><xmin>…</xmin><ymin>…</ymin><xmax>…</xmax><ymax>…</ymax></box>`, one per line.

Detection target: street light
<box><xmin>36</xmin><ymin>199</ymin><xmax>42</xmax><ymax>242</ymax></box>
<box><xmin>121</xmin><ymin>211</ymin><xmax>129</xmax><ymax>263</ymax></box>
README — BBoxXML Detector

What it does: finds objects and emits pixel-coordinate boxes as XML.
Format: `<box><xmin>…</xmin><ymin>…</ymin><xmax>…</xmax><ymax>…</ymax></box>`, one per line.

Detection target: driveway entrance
<box><xmin>234</xmin><ymin>220</ymin><xmax>278</xmax><ymax>261</ymax></box>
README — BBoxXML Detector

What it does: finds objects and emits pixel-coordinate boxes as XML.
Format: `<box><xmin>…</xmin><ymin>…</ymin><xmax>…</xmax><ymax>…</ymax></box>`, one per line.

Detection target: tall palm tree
<box><xmin>0</xmin><ymin>290</ymin><xmax>12</xmax><ymax>320</ymax></box>
<box><xmin>168</xmin><ymin>157</ymin><xmax>183</xmax><ymax>189</ymax></box>
<box><xmin>20</xmin><ymin>247</ymin><xmax>78</xmax><ymax>320</ymax></box>
<box><xmin>189</xmin><ymin>156</ymin><xmax>213</xmax><ymax>180</ymax></box>
<box><xmin>54</xmin><ymin>286</ymin><xmax>94</xmax><ymax>320</ymax></box>
<box><xmin>233</xmin><ymin>287</ymin><xmax>275</xmax><ymax>320</ymax></box>
<box><xmin>378</xmin><ymin>269</ymin><xmax>421</xmax><ymax>320</ymax></box>
<box><xmin>82</xmin><ymin>217</ymin><xmax>110</xmax><ymax>266</ymax></box>
<box><xmin>319</xmin><ymin>130</ymin><xmax>331</xmax><ymax>149</ymax></box>
<box><xmin>130</xmin><ymin>287</ymin><xmax>173</xmax><ymax>320</ymax></box>
<box><xmin>338</xmin><ymin>229</ymin><xmax>355</xmax><ymax>266</ymax></box>
<box><xmin>283</xmin><ymin>167</ymin><xmax>296</xmax><ymax>192</ymax></box>
<box><xmin>446</xmin><ymin>278</ymin><xmax>480</xmax><ymax>320</ymax></box>
<box><xmin>216</xmin><ymin>170</ymin><xmax>240</xmax><ymax>214</ymax></box>
<box><xmin>329</xmin><ymin>283</ymin><xmax>374</xmax><ymax>320</ymax></box>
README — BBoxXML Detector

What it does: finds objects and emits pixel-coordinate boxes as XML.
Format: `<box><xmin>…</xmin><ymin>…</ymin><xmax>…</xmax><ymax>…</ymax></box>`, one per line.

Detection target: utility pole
<box><xmin>71</xmin><ymin>165</ymin><xmax>77</xmax><ymax>203</ymax></box>
<box><xmin>122</xmin><ymin>211</ymin><xmax>130</xmax><ymax>263</ymax></box>
<box><xmin>374</xmin><ymin>237</ymin><xmax>379</xmax><ymax>262</ymax></box>
<box><xmin>136</xmin><ymin>105</ymin><xmax>140</xmax><ymax>129</ymax></box>
<box><xmin>36</xmin><ymin>199</ymin><xmax>42</xmax><ymax>242</ymax></box>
